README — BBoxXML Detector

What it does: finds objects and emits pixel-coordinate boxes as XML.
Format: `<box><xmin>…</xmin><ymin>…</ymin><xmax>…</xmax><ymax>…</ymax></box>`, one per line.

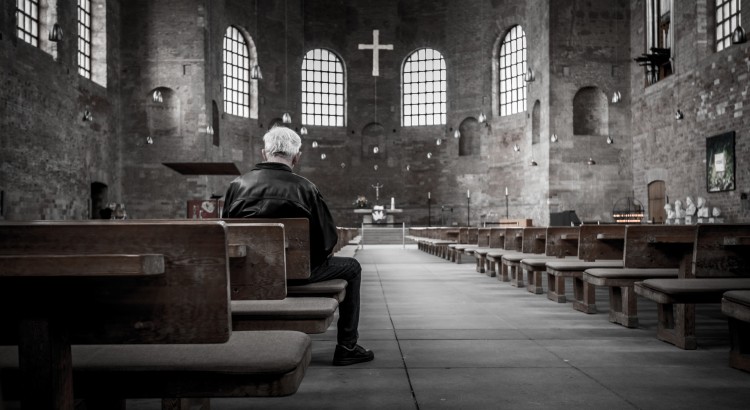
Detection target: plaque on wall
<box><xmin>187</xmin><ymin>199</ymin><xmax>224</xmax><ymax>219</ymax></box>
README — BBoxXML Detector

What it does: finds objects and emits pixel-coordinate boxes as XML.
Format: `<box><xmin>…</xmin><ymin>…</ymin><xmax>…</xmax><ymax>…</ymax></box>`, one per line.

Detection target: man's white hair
<box><xmin>263</xmin><ymin>126</ymin><xmax>302</xmax><ymax>159</ymax></box>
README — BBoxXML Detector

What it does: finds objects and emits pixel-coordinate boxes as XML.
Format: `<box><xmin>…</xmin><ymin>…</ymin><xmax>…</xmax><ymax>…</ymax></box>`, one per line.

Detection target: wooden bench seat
<box><xmin>545</xmin><ymin>260</ymin><xmax>623</xmax><ymax>305</ymax></box>
<box><xmin>721</xmin><ymin>290</ymin><xmax>750</xmax><ymax>372</ymax></box>
<box><xmin>584</xmin><ymin>268</ymin><xmax>679</xmax><ymax>327</ymax></box>
<box><xmin>0</xmin><ymin>330</ymin><xmax>311</xmax><ymax>400</ymax></box>
<box><xmin>520</xmin><ymin>256</ymin><xmax>578</xmax><ymax>294</ymax></box>
<box><xmin>287</xmin><ymin>279</ymin><xmax>347</xmax><ymax>302</ymax></box>
<box><xmin>232</xmin><ymin>298</ymin><xmax>339</xmax><ymax>333</ymax></box>
<box><xmin>633</xmin><ymin>224</ymin><xmax>750</xmax><ymax>350</ymax></box>
<box><xmin>502</xmin><ymin>227</ymin><xmax>547</xmax><ymax>288</ymax></box>
<box><xmin>488</xmin><ymin>227</ymin><xmax>524</xmax><ymax>281</ymax></box>
<box><xmin>473</xmin><ymin>248</ymin><xmax>504</xmax><ymax>276</ymax></box>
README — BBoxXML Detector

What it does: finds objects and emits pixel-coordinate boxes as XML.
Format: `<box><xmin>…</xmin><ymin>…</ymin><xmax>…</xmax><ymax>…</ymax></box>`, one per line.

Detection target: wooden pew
<box><xmin>582</xmin><ymin>225</ymin><xmax>678</xmax><ymax>327</ymax></box>
<box><xmin>0</xmin><ymin>221</ymin><xmax>311</xmax><ymax>409</ymax></box>
<box><xmin>473</xmin><ymin>228</ymin><xmax>507</xmax><ymax>277</ymax></box>
<box><xmin>502</xmin><ymin>227</ymin><xmax>547</xmax><ymax>288</ymax></box>
<box><xmin>635</xmin><ymin>224</ymin><xmax>750</xmax><ymax>349</ymax></box>
<box><xmin>519</xmin><ymin>226</ymin><xmax>580</xmax><ymax>294</ymax></box>
<box><xmin>464</xmin><ymin>227</ymin><xmax>491</xmax><ymax>273</ymax></box>
<box><xmin>447</xmin><ymin>228</ymin><xmax>479</xmax><ymax>263</ymax></box>
<box><xmin>487</xmin><ymin>227</ymin><xmax>524</xmax><ymax>281</ymax></box>
<box><xmin>222</xmin><ymin>218</ymin><xmax>347</xmax><ymax>302</ymax></box>
<box><xmin>545</xmin><ymin>224</ymin><xmax>624</xmax><ymax>305</ymax></box>
<box><xmin>721</xmin><ymin>290</ymin><xmax>750</xmax><ymax>371</ymax></box>
<box><xmin>221</xmin><ymin>222</ymin><xmax>338</xmax><ymax>334</ymax></box>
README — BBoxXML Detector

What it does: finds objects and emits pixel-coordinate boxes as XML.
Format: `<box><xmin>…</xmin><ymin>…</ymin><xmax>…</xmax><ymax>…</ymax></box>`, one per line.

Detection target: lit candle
<box><xmin>391</xmin><ymin>197</ymin><xmax>395</xmax><ymax>210</ymax></box>
<box><xmin>505</xmin><ymin>187</ymin><xmax>509</xmax><ymax>196</ymax></box>
<box><xmin>467</xmin><ymin>189</ymin><xmax>471</xmax><ymax>198</ymax></box>
<box><xmin>428</xmin><ymin>192</ymin><xmax>431</xmax><ymax>199</ymax></box>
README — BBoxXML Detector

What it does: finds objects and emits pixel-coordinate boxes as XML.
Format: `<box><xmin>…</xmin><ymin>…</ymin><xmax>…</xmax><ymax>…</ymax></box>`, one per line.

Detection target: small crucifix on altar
<box><xmin>371</xmin><ymin>182</ymin><xmax>384</xmax><ymax>203</ymax></box>
<box><xmin>358</xmin><ymin>29</ymin><xmax>393</xmax><ymax>77</ymax></box>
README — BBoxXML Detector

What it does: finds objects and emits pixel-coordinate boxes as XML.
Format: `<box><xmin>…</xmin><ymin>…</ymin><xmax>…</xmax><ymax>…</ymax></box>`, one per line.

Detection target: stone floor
<box><xmin>126</xmin><ymin>244</ymin><xmax>750</xmax><ymax>409</ymax></box>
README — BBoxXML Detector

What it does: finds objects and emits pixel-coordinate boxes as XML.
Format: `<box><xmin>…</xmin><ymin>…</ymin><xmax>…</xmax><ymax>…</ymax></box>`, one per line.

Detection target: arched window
<box><xmin>716</xmin><ymin>0</ymin><xmax>741</xmax><ymax>52</ymax></box>
<box><xmin>223</xmin><ymin>26</ymin><xmax>250</xmax><ymax>118</ymax></box>
<box><xmin>16</xmin><ymin>0</ymin><xmax>40</xmax><ymax>47</ymax></box>
<box><xmin>301</xmin><ymin>48</ymin><xmax>346</xmax><ymax>127</ymax></box>
<box><xmin>78</xmin><ymin>0</ymin><xmax>92</xmax><ymax>79</ymax></box>
<box><xmin>499</xmin><ymin>25</ymin><xmax>527</xmax><ymax>117</ymax></box>
<box><xmin>402</xmin><ymin>48</ymin><xmax>447</xmax><ymax>127</ymax></box>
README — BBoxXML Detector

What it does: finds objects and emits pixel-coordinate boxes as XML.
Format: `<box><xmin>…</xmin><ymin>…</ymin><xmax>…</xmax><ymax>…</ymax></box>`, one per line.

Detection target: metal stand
<box><xmin>505</xmin><ymin>195</ymin><xmax>509</xmax><ymax>218</ymax></box>
<box><xmin>467</xmin><ymin>196</ymin><xmax>471</xmax><ymax>227</ymax></box>
<box><xmin>427</xmin><ymin>198</ymin><xmax>431</xmax><ymax>227</ymax></box>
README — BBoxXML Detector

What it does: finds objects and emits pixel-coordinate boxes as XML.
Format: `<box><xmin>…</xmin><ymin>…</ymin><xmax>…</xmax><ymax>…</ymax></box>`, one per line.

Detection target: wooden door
<box><xmin>648</xmin><ymin>180</ymin><xmax>666</xmax><ymax>223</ymax></box>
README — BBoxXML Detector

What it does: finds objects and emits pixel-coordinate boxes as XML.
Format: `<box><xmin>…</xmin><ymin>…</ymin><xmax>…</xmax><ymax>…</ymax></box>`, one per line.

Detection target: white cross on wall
<box><xmin>358</xmin><ymin>29</ymin><xmax>393</xmax><ymax>77</ymax></box>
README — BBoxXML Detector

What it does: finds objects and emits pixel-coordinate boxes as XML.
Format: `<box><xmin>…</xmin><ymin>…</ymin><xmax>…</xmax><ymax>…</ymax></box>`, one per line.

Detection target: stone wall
<box><xmin>630</xmin><ymin>0</ymin><xmax>750</xmax><ymax>223</ymax></box>
<box><xmin>0</xmin><ymin>0</ymin><xmax>121</xmax><ymax>220</ymax></box>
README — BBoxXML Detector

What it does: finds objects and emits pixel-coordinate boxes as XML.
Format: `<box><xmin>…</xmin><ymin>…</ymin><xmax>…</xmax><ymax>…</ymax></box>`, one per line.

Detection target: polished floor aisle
<box><xmin>132</xmin><ymin>244</ymin><xmax>750</xmax><ymax>409</ymax></box>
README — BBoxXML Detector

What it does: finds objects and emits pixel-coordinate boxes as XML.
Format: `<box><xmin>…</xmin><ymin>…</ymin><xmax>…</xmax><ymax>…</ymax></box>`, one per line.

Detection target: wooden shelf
<box><xmin>163</xmin><ymin>162</ymin><xmax>241</xmax><ymax>176</ymax></box>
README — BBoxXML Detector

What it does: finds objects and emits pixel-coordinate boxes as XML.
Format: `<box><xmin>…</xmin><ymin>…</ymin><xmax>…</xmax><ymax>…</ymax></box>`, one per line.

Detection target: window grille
<box><xmin>301</xmin><ymin>49</ymin><xmax>346</xmax><ymax>127</ymax></box>
<box><xmin>402</xmin><ymin>48</ymin><xmax>447</xmax><ymax>127</ymax></box>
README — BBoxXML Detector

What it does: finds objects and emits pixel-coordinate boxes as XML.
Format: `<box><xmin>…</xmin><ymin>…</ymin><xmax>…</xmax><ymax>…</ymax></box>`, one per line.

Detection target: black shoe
<box><xmin>332</xmin><ymin>344</ymin><xmax>374</xmax><ymax>366</ymax></box>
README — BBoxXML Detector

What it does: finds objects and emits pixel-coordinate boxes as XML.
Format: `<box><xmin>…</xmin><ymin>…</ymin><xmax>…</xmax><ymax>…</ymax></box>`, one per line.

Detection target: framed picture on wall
<box><xmin>706</xmin><ymin>131</ymin><xmax>736</xmax><ymax>192</ymax></box>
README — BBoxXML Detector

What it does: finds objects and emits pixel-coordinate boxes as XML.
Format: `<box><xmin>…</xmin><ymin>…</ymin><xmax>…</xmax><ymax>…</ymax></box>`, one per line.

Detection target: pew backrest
<box><xmin>521</xmin><ymin>227</ymin><xmax>547</xmax><ymax>254</ymax></box>
<box><xmin>223</xmin><ymin>218</ymin><xmax>311</xmax><ymax>280</ymax></box>
<box><xmin>0</xmin><ymin>221</ymin><xmax>231</xmax><ymax>345</ymax></box>
<box><xmin>623</xmin><ymin>225</ymin><xmax>696</xmax><ymax>273</ymax></box>
<box><xmin>578</xmin><ymin>224</ymin><xmax>626</xmax><ymax>261</ymax></box>
<box><xmin>504</xmin><ymin>227</ymin><xmax>524</xmax><ymax>252</ymax></box>
<box><xmin>694</xmin><ymin>224</ymin><xmax>750</xmax><ymax>278</ymax></box>
<box><xmin>489</xmin><ymin>228</ymin><xmax>506</xmax><ymax>248</ymax></box>
<box><xmin>545</xmin><ymin>226</ymin><xmax>580</xmax><ymax>258</ymax></box>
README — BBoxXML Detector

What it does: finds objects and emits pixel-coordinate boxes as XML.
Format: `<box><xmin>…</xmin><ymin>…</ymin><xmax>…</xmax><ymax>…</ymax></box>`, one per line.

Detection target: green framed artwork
<box><xmin>706</xmin><ymin>131</ymin><xmax>735</xmax><ymax>192</ymax></box>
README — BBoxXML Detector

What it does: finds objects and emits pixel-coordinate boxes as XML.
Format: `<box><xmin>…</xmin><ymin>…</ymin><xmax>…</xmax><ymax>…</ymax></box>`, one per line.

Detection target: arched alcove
<box><xmin>573</xmin><ymin>87</ymin><xmax>608</xmax><ymax>136</ymax></box>
<box><xmin>532</xmin><ymin>100</ymin><xmax>541</xmax><ymax>145</ymax></box>
<box><xmin>362</xmin><ymin>122</ymin><xmax>386</xmax><ymax>159</ymax></box>
<box><xmin>90</xmin><ymin>182</ymin><xmax>108</xmax><ymax>219</ymax></box>
<box><xmin>146</xmin><ymin>87</ymin><xmax>181</xmax><ymax>137</ymax></box>
<box><xmin>459</xmin><ymin>117</ymin><xmax>480</xmax><ymax>157</ymax></box>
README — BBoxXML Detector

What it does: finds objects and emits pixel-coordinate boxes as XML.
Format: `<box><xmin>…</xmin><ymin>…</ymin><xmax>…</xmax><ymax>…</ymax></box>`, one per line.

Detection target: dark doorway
<box><xmin>91</xmin><ymin>182</ymin><xmax>108</xmax><ymax>219</ymax></box>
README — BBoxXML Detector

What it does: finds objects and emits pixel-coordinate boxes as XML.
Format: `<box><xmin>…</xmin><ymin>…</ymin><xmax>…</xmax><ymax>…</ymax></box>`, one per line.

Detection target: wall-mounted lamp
<box><xmin>453</xmin><ymin>129</ymin><xmax>461</xmax><ymax>139</ymax></box>
<box><xmin>282</xmin><ymin>112</ymin><xmax>292</xmax><ymax>124</ymax></box>
<box><xmin>427</xmin><ymin>152</ymin><xmax>433</xmax><ymax>159</ymax></box>
<box><xmin>146</xmin><ymin>136</ymin><xmax>154</xmax><ymax>145</ymax></box>
<box><xmin>82</xmin><ymin>110</ymin><xmax>93</xmax><ymax>121</ymax></box>
<box><xmin>320</xmin><ymin>153</ymin><xmax>326</xmax><ymax>160</ymax></box>
<box><xmin>513</xmin><ymin>144</ymin><xmax>520</xmax><ymax>152</ymax></box>
<box><xmin>374</xmin><ymin>164</ymin><xmax>379</xmax><ymax>171</ymax></box>
<box><xmin>611</xmin><ymin>91</ymin><xmax>622</xmax><ymax>104</ymax></box>
<box><xmin>675</xmin><ymin>109</ymin><xmax>684</xmax><ymax>121</ymax></box>
<box><xmin>206</xmin><ymin>125</ymin><xmax>214</xmax><ymax>135</ymax></box>
<box><xmin>152</xmin><ymin>90</ymin><xmax>163</xmax><ymax>103</ymax></box>
<box><xmin>732</xmin><ymin>25</ymin><xmax>747</xmax><ymax>45</ymax></box>
<box><xmin>478</xmin><ymin>112</ymin><xmax>486</xmax><ymax>123</ymax></box>
<box><xmin>300</xmin><ymin>126</ymin><xmax>308</xmax><ymax>136</ymax></box>
<box><xmin>373</xmin><ymin>146</ymin><xmax>380</xmax><ymax>154</ymax></box>
<box><xmin>550</xmin><ymin>133</ymin><xmax>559</xmax><ymax>143</ymax></box>
<box><xmin>530</xmin><ymin>159</ymin><xmax>538</xmax><ymax>166</ymax></box>
<box><xmin>606</xmin><ymin>136</ymin><xmax>614</xmax><ymax>145</ymax></box>
<box><xmin>524</xmin><ymin>67</ymin><xmax>535</xmax><ymax>82</ymax></box>
<box><xmin>586</xmin><ymin>157</ymin><xmax>596</xmax><ymax>166</ymax></box>
<box><xmin>48</xmin><ymin>23</ymin><xmax>63</xmax><ymax>42</ymax></box>
<box><xmin>436</xmin><ymin>138</ymin><xmax>442</xmax><ymax>146</ymax></box>
<box><xmin>250</xmin><ymin>64</ymin><xmax>263</xmax><ymax>80</ymax></box>
<box><xmin>311</xmin><ymin>141</ymin><xmax>319</xmax><ymax>148</ymax></box>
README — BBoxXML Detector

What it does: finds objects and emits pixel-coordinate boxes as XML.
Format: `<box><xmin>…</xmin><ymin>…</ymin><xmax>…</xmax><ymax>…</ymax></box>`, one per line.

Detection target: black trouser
<box><xmin>294</xmin><ymin>256</ymin><xmax>362</xmax><ymax>346</ymax></box>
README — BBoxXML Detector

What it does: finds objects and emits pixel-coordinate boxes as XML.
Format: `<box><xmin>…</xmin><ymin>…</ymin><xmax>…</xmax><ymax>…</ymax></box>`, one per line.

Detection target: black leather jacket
<box><xmin>221</xmin><ymin>162</ymin><xmax>338</xmax><ymax>269</ymax></box>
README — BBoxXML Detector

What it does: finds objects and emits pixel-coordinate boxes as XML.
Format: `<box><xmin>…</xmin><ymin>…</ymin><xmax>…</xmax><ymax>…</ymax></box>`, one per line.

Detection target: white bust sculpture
<box><xmin>664</xmin><ymin>203</ymin><xmax>675</xmax><ymax>219</ymax></box>
<box><xmin>712</xmin><ymin>207</ymin><xmax>722</xmax><ymax>217</ymax></box>
<box><xmin>697</xmin><ymin>196</ymin><xmax>709</xmax><ymax>218</ymax></box>
<box><xmin>685</xmin><ymin>197</ymin><xmax>697</xmax><ymax>216</ymax></box>
<box><xmin>674</xmin><ymin>199</ymin><xmax>685</xmax><ymax>219</ymax></box>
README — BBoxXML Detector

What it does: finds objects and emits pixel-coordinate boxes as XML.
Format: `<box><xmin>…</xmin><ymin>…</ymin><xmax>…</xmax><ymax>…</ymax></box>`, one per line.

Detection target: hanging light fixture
<box><xmin>478</xmin><ymin>112</ymin><xmax>486</xmax><ymax>123</ymax></box>
<box><xmin>606</xmin><ymin>136</ymin><xmax>614</xmax><ymax>144</ymax></box>
<box><xmin>320</xmin><ymin>153</ymin><xmax>326</xmax><ymax>160</ymax></box>
<box><xmin>146</xmin><ymin>136</ymin><xmax>154</xmax><ymax>145</ymax></box>
<box><xmin>732</xmin><ymin>25</ymin><xmax>747</xmax><ymax>44</ymax></box>
<box><xmin>373</xmin><ymin>146</ymin><xmax>380</xmax><ymax>154</ymax></box>
<box><xmin>513</xmin><ymin>144</ymin><xmax>520</xmax><ymax>152</ymax></box>
<box><xmin>300</xmin><ymin>126</ymin><xmax>308</xmax><ymax>136</ymax></box>
<box><xmin>406</xmin><ymin>164</ymin><xmax>411</xmax><ymax>171</ymax></box>
<box><xmin>152</xmin><ymin>90</ymin><xmax>163</xmax><ymax>103</ymax></box>
<box><xmin>611</xmin><ymin>91</ymin><xmax>621</xmax><ymax>104</ymax></box>
<box><xmin>436</xmin><ymin>138</ymin><xmax>442</xmax><ymax>146</ymax></box>
<box><xmin>281</xmin><ymin>0</ymin><xmax>291</xmax><ymax>125</ymax></box>
<box><xmin>550</xmin><ymin>133</ymin><xmax>559</xmax><ymax>143</ymax></box>
<box><xmin>374</xmin><ymin>165</ymin><xmax>379</xmax><ymax>171</ymax></box>
<box><xmin>427</xmin><ymin>152</ymin><xmax>432</xmax><ymax>159</ymax></box>
<box><xmin>82</xmin><ymin>109</ymin><xmax>93</xmax><ymax>122</ymax></box>
<box><xmin>453</xmin><ymin>129</ymin><xmax>461</xmax><ymax>139</ymax></box>
<box><xmin>282</xmin><ymin>112</ymin><xmax>292</xmax><ymax>124</ymax></box>
<box><xmin>48</xmin><ymin>23</ymin><xmax>63</xmax><ymax>42</ymax></box>
<box><xmin>250</xmin><ymin>64</ymin><xmax>263</xmax><ymax>80</ymax></box>
<box><xmin>524</xmin><ymin>67</ymin><xmax>535</xmax><ymax>82</ymax></box>
<box><xmin>674</xmin><ymin>109</ymin><xmax>684</xmax><ymax>120</ymax></box>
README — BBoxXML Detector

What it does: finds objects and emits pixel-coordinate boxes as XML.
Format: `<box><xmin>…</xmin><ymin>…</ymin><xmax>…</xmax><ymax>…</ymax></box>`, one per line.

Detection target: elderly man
<box><xmin>222</xmin><ymin>126</ymin><xmax>374</xmax><ymax>366</ymax></box>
